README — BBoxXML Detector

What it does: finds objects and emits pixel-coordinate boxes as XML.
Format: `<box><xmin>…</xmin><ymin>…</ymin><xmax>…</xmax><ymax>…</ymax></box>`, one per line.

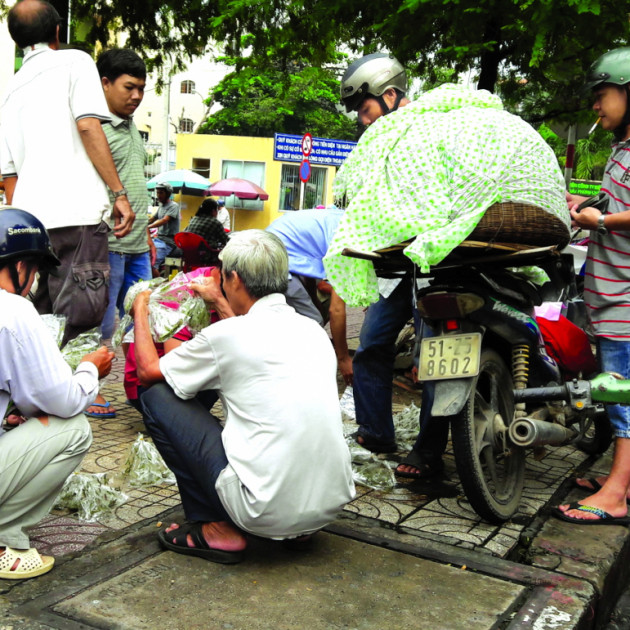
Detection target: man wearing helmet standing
<box><xmin>0</xmin><ymin>208</ymin><xmax>114</xmax><ymax>579</ymax></box>
<box><xmin>556</xmin><ymin>48</ymin><xmax>630</xmax><ymax>525</ymax></box>
<box><xmin>338</xmin><ymin>54</ymin><xmax>446</xmax><ymax>479</ymax></box>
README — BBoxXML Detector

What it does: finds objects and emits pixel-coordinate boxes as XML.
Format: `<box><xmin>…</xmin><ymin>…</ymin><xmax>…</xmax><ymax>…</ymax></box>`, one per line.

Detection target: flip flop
<box><xmin>158</xmin><ymin>522</ymin><xmax>244</xmax><ymax>564</ymax></box>
<box><xmin>84</xmin><ymin>401</ymin><xmax>116</xmax><ymax>418</ymax></box>
<box><xmin>551</xmin><ymin>502</ymin><xmax>630</xmax><ymax>526</ymax></box>
<box><xmin>350</xmin><ymin>431</ymin><xmax>397</xmax><ymax>454</ymax></box>
<box><xmin>0</xmin><ymin>547</ymin><xmax>54</xmax><ymax>580</ymax></box>
<box><xmin>395</xmin><ymin>449</ymin><xmax>444</xmax><ymax>479</ymax></box>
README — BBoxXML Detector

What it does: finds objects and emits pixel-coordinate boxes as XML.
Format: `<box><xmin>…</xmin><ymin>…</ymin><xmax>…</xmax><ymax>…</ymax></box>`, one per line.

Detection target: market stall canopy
<box><xmin>147</xmin><ymin>170</ymin><xmax>210</xmax><ymax>196</ymax></box>
<box><xmin>207</xmin><ymin>178</ymin><xmax>269</xmax><ymax>200</ymax></box>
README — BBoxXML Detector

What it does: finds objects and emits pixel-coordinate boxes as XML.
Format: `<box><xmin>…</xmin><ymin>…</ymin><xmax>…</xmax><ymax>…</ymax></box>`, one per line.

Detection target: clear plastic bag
<box><xmin>345</xmin><ymin>435</ymin><xmax>397</xmax><ymax>490</ymax></box>
<box><xmin>352</xmin><ymin>456</ymin><xmax>396</xmax><ymax>490</ymax></box>
<box><xmin>54</xmin><ymin>472</ymin><xmax>128</xmax><ymax>521</ymax></box>
<box><xmin>113</xmin><ymin>272</ymin><xmax>210</xmax><ymax>347</ymax></box>
<box><xmin>119</xmin><ymin>433</ymin><xmax>176</xmax><ymax>487</ymax></box>
<box><xmin>393</xmin><ymin>401</ymin><xmax>422</xmax><ymax>452</ymax></box>
<box><xmin>40</xmin><ymin>314</ymin><xmax>66</xmax><ymax>348</ymax></box>
<box><xmin>61</xmin><ymin>327</ymin><xmax>102</xmax><ymax>370</ymax></box>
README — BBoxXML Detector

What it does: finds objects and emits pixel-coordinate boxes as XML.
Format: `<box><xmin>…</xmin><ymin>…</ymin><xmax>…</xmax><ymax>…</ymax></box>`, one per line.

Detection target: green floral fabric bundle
<box><xmin>324</xmin><ymin>84</ymin><xmax>569</xmax><ymax>306</ymax></box>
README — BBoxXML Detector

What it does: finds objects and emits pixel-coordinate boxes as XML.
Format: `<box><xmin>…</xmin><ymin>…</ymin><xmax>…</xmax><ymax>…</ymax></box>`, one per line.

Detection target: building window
<box><xmin>179</xmin><ymin>118</ymin><xmax>194</xmax><ymax>134</ymax></box>
<box><xmin>279</xmin><ymin>164</ymin><xmax>327</xmax><ymax>210</ymax></box>
<box><xmin>192</xmin><ymin>158</ymin><xmax>210</xmax><ymax>179</ymax></box>
<box><xmin>221</xmin><ymin>160</ymin><xmax>265</xmax><ymax>211</ymax></box>
<box><xmin>180</xmin><ymin>80</ymin><xmax>195</xmax><ymax>94</ymax></box>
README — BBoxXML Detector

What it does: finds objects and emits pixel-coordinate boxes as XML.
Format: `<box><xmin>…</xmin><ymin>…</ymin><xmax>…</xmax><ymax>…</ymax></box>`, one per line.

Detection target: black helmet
<box><xmin>340</xmin><ymin>53</ymin><xmax>407</xmax><ymax>112</ymax></box>
<box><xmin>584</xmin><ymin>47</ymin><xmax>630</xmax><ymax>92</ymax></box>
<box><xmin>0</xmin><ymin>207</ymin><xmax>60</xmax><ymax>269</ymax></box>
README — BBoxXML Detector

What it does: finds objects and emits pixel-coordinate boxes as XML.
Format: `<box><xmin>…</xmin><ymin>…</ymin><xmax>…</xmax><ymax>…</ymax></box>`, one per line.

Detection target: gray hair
<box><xmin>220</xmin><ymin>230</ymin><xmax>288</xmax><ymax>298</ymax></box>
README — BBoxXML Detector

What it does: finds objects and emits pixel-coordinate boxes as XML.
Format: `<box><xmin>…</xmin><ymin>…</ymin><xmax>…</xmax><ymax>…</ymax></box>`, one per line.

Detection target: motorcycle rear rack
<box><xmin>341</xmin><ymin>241</ymin><xmax>561</xmax><ymax>277</ymax></box>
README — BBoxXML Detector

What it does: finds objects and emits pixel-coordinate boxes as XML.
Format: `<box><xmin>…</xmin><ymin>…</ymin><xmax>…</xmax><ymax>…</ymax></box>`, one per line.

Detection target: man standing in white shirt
<box><xmin>133</xmin><ymin>230</ymin><xmax>354</xmax><ymax>563</ymax></box>
<box><xmin>0</xmin><ymin>0</ymin><xmax>134</xmax><ymax>343</ymax></box>
<box><xmin>216</xmin><ymin>199</ymin><xmax>231</xmax><ymax>231</ymax></box>
<box><xmin>0</xmin><ymin>208</ymin><xmax>114</xmax><ymax>580</ymax></box>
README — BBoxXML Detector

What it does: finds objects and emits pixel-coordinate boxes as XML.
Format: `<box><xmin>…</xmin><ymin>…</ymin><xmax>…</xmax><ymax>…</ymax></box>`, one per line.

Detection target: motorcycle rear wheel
<box><xmin>452</xmin><ymin>348</ymin><xmax>525</xmax><ymax>523</ymax></box>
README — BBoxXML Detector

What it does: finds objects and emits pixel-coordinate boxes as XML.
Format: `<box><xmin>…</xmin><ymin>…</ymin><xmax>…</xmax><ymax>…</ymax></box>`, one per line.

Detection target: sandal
<box><xmin>350</xmin><ymin>431</ymin><xmax>397</xmax><ymax>454</ymax></box>
<box><xmin>158</xmin><ymin>522</ymin><xmax>244</xmax><ymax>564</ymax></box>
<box><xmin>395</xmin><ymin>450</ymin><xmax>444</xmax><ymax>479</ymax></box>
<box><xmin>0</xmin><ymin>547</ymin><xmax>54</xmax><ymax>580</ymax></box>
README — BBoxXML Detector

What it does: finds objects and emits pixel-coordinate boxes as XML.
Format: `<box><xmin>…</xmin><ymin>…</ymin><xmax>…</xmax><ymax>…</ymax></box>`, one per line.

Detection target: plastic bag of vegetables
<box><xmin>119</xmin><ymin>433</ymin><xmax>176</xmax><ymax>487</ymax></box>
<box><xmin>54</xmin><ymin>472</ymin><xmax>128</xmax><ymax>521</ymax></box>
<box><xmin>61</xmin><ymin>328</ymin><xmax>103</xmax><ymax>370</ymax></box>
<box><xmin>113</xmin><ymin>270</ymin><xmax>212</xmax><ymax>347</ymax></box>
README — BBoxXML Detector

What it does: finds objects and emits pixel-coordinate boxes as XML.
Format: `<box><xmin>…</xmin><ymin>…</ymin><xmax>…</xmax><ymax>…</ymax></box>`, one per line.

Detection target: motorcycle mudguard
<box><xmin>431</xmin><ymin>378</ymin><xmax>475</xmax><ymax>416</ymax></box>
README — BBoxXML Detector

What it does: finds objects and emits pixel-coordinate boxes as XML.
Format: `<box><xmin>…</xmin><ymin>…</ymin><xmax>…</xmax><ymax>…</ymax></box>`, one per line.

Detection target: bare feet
<box><xmin>164</xmin><ymin>522</ymin><xmax>247</xmax><ymax>552</ymax></box>
<box><xmin>558</xmin><ymin>488</ymin><xmax>628</xmax><ymax>522</ymax></box>
<box><xmin>575</xmin><ymin>476</ymin><xmax>630</xmax><ymax>501</ymax></box>
<box><xmin>5</xmin><ymin>413</ymin><xmax>27</xmax><ymax>427</ymax></box>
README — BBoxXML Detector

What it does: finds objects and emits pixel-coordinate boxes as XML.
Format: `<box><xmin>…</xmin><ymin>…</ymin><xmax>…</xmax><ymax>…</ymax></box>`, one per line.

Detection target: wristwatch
<box><xmin>597</xmin><ymin>214</ymin><xmax>608</xmax><ymax>235</ymax></box>
<box><xmin>112</xmin><ymin>187</ymin><xmax>128</xmax><ymax>199</ymax></box>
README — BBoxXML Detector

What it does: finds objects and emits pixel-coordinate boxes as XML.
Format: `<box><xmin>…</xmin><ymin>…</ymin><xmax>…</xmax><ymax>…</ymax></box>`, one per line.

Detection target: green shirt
<box><xmin>103</xmin><ymin>114</ymin><xmax>149</xmax><ymax>254</ymax></box>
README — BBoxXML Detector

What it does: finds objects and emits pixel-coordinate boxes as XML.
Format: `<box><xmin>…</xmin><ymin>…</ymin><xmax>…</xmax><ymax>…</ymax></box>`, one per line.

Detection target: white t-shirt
<box><xmin>216</xmin><ymin>206</ymin><xmax>231</xmax><ymax>230</ymax></box>
<box><xmin>0</xmin><ymin>290</ymin><xmax>99</xmax><ymax>437</ymax></box>
<box><xmin>160</xmin><ymin>293</ymin><xmax>355</xmax><ymax>537</ymax></box>
<box><xmin>0</xmin><ymin>46</ymin><xmax>111</xmax><ymax>229</ymax></box>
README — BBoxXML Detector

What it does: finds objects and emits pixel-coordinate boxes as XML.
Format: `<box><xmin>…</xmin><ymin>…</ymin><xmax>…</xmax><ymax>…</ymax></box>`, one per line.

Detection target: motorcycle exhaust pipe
<box><xmin>508</xmin><ymin>417</ymin><xmax>577</xmax><ymax>448</ymax></box>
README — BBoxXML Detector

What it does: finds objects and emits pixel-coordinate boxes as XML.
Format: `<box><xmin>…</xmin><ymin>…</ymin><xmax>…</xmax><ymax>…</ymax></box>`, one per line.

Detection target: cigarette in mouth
<box><xmin>588</xmin><ymin>117</ymin><xmax>601</xmax><ymax>134</ymax></box>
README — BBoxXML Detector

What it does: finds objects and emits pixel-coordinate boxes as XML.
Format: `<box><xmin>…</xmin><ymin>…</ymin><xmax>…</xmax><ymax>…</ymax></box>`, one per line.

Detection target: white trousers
<box><xmin>0</xmin><ymin>414</ymin><xmax>92</xmax><ymax>549</ymax></box>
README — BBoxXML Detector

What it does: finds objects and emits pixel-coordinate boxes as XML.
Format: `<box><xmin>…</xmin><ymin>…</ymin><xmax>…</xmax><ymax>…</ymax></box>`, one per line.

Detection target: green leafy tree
<box><xmin>198</xmin><ymin>55</ymin><xmax>357</xmax><ymax>139</ymax></box>
<box><xmin>3</xmin><ymin>0</ymin><xmax>629</xmax><ymax>122</ymax></box>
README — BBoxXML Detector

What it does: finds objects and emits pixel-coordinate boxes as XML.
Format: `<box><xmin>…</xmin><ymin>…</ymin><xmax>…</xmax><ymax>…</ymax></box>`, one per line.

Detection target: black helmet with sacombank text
<box><xmin>0</xmin><ymin>207</ymin><xmax>60</xmax><ymax>270</ymax></box>
<box><xmin>340</xmin><ymin>53</ymin><xmax>407</xmax><ymax>113</ymax></box>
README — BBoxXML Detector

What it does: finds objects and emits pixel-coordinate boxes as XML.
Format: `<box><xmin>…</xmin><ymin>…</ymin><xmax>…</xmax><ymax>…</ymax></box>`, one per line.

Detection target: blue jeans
<box><xmin>597</xmin><ymin>338</ymin><xmax>630</xmax><ymax>438</ymax></box>
<box><xmin>353</xmin><ymin>277</ymin><xmax>415</xmax><ymax>443</ymax></box>
<box><xmin>141</xmin><ymin>383</ymin><xmax>230</xmax><ymax>522</ymax></box>
<box><xmin>153</xmin><ymin>238</ymin><xmax>174</xmax><ymax>269</ymax></box>
<box><xmin>101</xmin><ymin>251</ymin><xmax>152</xmax><ymax>339</ymax></box>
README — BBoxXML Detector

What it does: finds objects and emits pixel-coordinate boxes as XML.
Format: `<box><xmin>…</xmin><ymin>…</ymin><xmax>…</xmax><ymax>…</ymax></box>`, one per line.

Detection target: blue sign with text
<box><xmin>274</xmin><ymin>133</ymin><xmax>356</xmax><ymax>167</ymax></box>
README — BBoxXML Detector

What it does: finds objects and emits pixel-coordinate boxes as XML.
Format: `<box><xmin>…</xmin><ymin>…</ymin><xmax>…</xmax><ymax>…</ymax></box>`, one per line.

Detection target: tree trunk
<box><xmin>50</xmin><ymin>0</ymin><xmax>70</xmax><ymax>43</ymax></box>
<box><xmin>477</xmin><ymin>18</ymin><xmax>502</xmax><ymax>93</ymax></box>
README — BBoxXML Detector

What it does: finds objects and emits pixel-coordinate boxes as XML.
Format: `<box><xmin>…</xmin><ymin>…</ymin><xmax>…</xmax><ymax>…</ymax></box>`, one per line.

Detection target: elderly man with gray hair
<box><xmin>132</xmin><ymin>229</ymin><xmax>355</xmax><ymax>563</ymax></box>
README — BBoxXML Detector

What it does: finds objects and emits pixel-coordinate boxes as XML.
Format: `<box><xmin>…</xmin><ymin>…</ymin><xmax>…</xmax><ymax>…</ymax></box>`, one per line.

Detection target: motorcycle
<box><xmin>344</xmin><ymin>241</ymin><xmax>613</xmax><ymax>523</ymax></box>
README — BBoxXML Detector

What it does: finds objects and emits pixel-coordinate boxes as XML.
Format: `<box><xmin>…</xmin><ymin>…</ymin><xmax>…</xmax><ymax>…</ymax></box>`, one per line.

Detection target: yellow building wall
<box><xmin>175</xmin><ymin>134</ymin><xmax>337</xmax><ymax>231</ymax></box>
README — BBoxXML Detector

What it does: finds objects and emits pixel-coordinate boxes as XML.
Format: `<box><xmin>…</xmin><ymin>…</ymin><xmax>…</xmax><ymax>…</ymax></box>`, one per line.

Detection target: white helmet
<box><xmin>340</xmin><ymin>53</ymin><xmax>407</xmax><ymax>112</ymax></box>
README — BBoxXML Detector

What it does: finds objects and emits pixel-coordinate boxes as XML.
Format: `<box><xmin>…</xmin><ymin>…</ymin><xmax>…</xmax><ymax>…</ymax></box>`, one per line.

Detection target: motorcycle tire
<box><xmin>575</xmin><ymin>407</ymin><xmax>613</xmax><ymax>455</ymax></box>
<box><xmin>451</xmin><ymin>348</ymin><xmax>525</xmax><ymax>523</ymax></box>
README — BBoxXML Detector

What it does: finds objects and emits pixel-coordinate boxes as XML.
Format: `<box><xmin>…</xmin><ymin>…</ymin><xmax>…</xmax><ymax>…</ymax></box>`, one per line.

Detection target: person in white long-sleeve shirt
<box><xmin>0</xmin><ymin>208</ymin><xmax>114</xmax><ymax>581</ymax></box>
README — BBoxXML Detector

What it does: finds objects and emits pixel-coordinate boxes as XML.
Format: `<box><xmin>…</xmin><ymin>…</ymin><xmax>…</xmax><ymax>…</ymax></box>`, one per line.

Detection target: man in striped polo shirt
<box><xmin>558</xmin><ymin>48</ymin><xmax>630</xmax><ymax>525</ymax></box>
<box><xmin>88</xmin><ymin>48</ymin><xmax>155</xmax><ymax>418</ymax></box>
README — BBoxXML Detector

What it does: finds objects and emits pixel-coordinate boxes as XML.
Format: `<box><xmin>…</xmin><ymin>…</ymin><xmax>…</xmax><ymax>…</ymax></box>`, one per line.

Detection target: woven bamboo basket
<box><xmin>469</xmin><ymin>202</ymin><xmax>570</xmax><ymax>248</ymax></box>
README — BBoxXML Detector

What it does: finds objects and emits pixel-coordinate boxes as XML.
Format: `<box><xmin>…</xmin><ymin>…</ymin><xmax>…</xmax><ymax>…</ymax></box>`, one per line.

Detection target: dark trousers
<box><xmin>34</xmin><ymin>222</ymin><xmax>109</xmax><ymax>344</ymax></box>
<box><xmin>141</xmin><ymin>383</ymin><xmax>231</xmax><ymax>522</ymax></box>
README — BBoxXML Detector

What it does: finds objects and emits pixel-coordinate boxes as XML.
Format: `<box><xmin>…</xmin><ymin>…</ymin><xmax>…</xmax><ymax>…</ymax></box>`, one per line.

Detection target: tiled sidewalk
<box><xmin>29</xmin><ymin>306</ymin><xmax>598</xmax><ymax>562</ymax></box>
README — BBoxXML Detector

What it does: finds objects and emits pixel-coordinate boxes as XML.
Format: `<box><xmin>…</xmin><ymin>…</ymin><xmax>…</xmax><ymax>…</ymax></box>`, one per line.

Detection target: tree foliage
<box><xmin>2</xmin><ymin>0</ymin><xmax>629</xmax><ymax>123</ymax></box>
<box><xmin>198</xmin><ymin>54</ymin><xmax>357</xmax><ymax>139</ymax></box>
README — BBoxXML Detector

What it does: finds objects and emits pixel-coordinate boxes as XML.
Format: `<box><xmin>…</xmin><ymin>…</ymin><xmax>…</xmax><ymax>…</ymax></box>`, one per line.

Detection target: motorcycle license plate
<box><xmin>419</xmin><ymin>333</ymin><xmax>482</xmax><ymax>381</ymax></box>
